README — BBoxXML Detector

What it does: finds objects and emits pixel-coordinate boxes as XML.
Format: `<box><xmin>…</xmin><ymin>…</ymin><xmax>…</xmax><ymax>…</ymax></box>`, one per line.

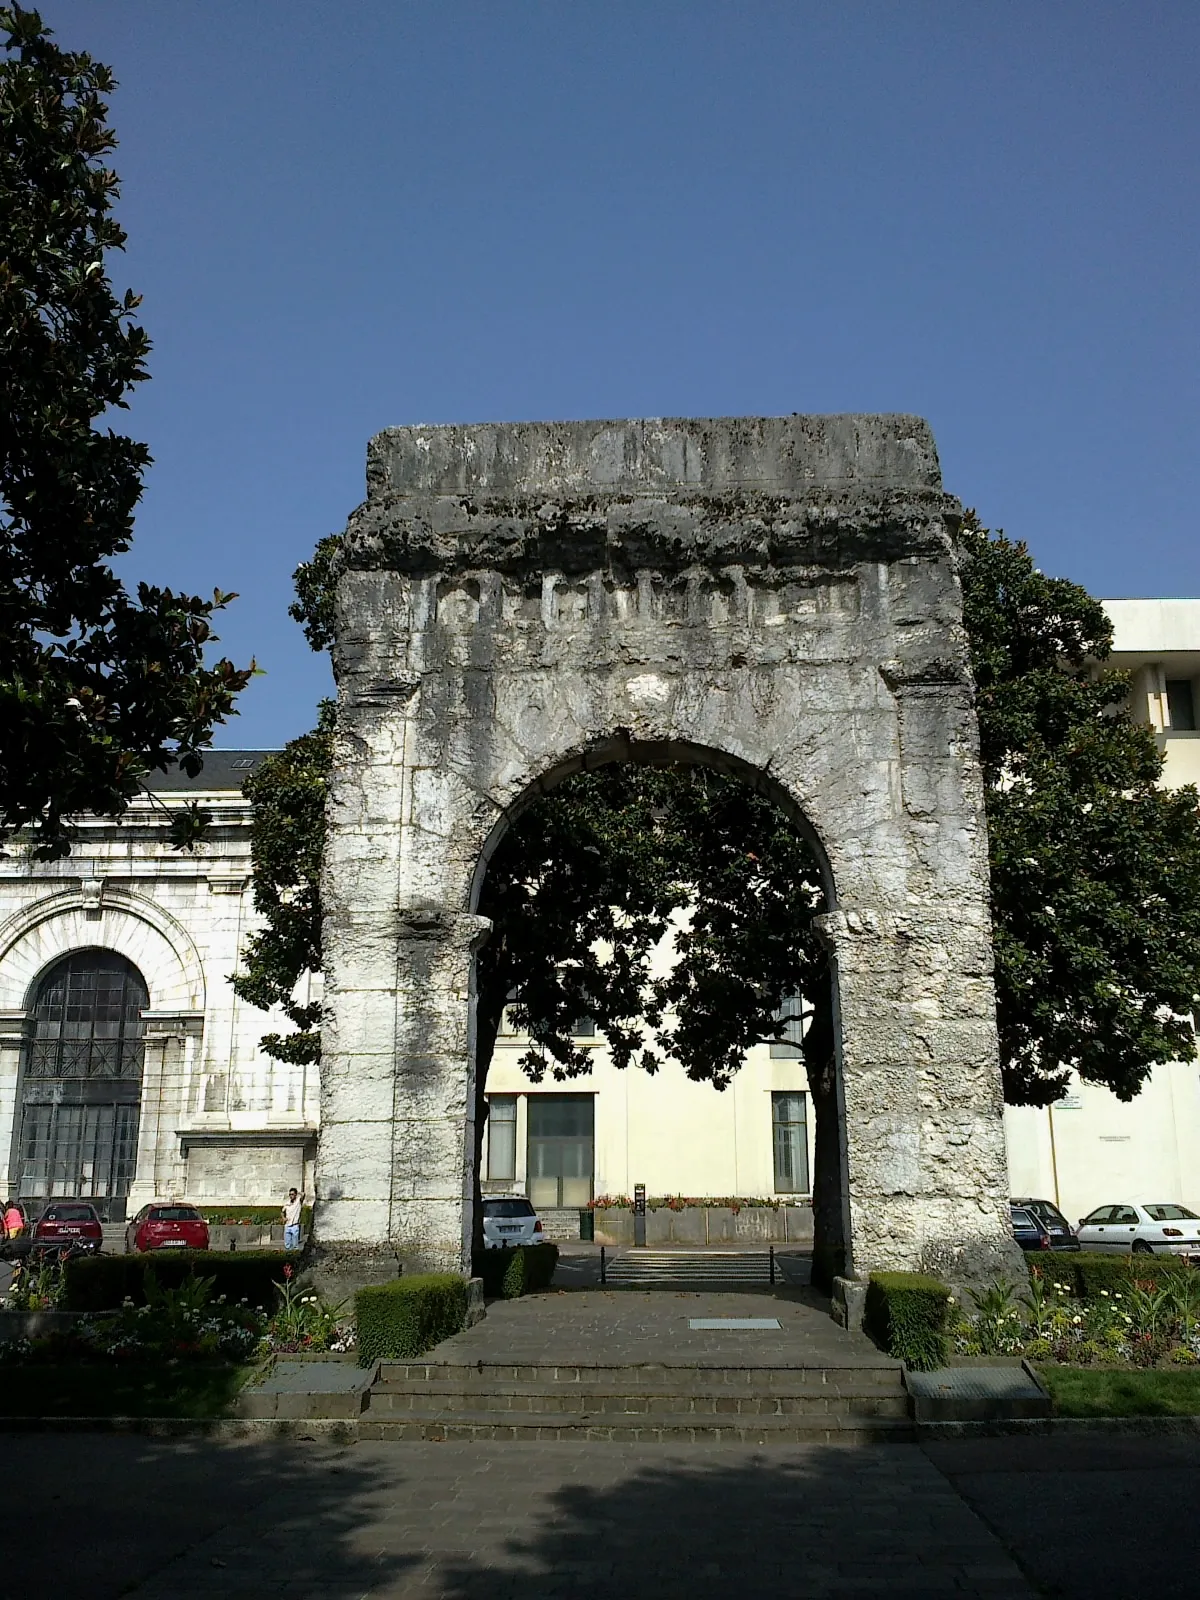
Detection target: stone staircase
<box><xmin>360</xmin><ymin>1358</ymin><xmax>913</xmax><ymax>1443</ymax></box>
<box><xmin>602</xmin><ymin>1249</ymin><xmax>781</xmax><ymax>1287</ymax></box>
<box><xmin>535</xmin><ymin>1207</ymin><xmax>582</xmax><ymax>1241</ymax></box>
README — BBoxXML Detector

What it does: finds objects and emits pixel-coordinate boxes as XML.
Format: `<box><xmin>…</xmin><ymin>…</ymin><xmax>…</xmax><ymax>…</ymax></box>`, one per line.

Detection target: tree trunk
<box><xmin>804</xmin><ymin>977</ymin><xmax>847</xmax><ymax>1293</ymax></box>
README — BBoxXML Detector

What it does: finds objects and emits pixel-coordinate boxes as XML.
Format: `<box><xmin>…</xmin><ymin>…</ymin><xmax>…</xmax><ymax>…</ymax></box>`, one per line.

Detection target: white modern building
<box><xmin>1004</xmin><ymin>598</ymin><xmax>1200</xmax><ymax>1222</ymax></box>
<box><xmin>0</xmin><ymin>600</ymin><xmax>1195</xmax><ymax>1224</ymax></box>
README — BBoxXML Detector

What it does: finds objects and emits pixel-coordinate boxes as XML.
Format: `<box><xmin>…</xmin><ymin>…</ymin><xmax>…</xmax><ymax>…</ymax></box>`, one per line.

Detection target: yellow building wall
<box><xmin>482</xmin><ymin>1036</ymin><xmax>814</xmax><ymax>1202</ymax></box>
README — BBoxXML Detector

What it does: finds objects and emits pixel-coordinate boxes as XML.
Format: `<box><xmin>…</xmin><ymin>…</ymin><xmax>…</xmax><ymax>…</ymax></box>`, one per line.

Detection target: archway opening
<box><xmin>469</xmin><ymin>743</ymin><xmax>849</xmax><ymax>1288</ymax></box>
<box><xmin>14</xmin><ymin>950</ymin><xmax>148</xmax><ymax>1221</ymax></box>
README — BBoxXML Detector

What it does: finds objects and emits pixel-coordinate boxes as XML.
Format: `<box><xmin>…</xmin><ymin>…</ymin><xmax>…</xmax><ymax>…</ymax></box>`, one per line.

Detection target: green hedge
<box><xmin>1028</xmin><ymin>1250</ymin><xmax>1194</xmax><ymax>1298</ymax></box>
<box><xmin>64</xmin><ymin>1250</ymin><xmax>295</xmax><ymax>1312</ymax></box>
<box><xmin>475</xmin><ymin>1242</ymin><xmax>560</xmax><ymax>1299</ymax></box>
<box><xmin>355</xmin><ymin>1274</ymin><xmax>468</xmax><ymax>1365</ymax></box>
<box><xmin>200</xmin><ymin>1205</ymin><xmax>313</xmax><ymax>1229</ymax></box>
<box><xmin>864</xmin><ymin>1271</ymin><xmax>951</xmax><ymax>1370</ymax></box>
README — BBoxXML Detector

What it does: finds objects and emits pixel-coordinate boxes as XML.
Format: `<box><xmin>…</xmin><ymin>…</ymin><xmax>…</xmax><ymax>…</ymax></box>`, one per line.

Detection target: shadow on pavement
<box><xmin>4</xmin><ymin>1418</ymin><xmax>1199</xmax><ymax>1598</ymax></box>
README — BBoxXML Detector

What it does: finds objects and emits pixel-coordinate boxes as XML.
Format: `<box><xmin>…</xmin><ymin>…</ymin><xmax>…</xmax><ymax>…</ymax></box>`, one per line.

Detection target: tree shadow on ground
<box><xmin>435</xmin><ymin>1445</ymin><xmax>1023</xmax><ymax>1600</ymax></box>
<box><xmin>0</xmin><ymin>1430</ymin><xmax>411</xmax><ymax>1600</ymax></box>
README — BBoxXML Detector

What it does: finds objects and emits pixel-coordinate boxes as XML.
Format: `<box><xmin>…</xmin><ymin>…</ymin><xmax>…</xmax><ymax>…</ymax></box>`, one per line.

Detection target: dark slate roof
<box><xmin>144</xmin><ymin>751</ymin><xmax>279</xmax><ymax>792</ymax></box>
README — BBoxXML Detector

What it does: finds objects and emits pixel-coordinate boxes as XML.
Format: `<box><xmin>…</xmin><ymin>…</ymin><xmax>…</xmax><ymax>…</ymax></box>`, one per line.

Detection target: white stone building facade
<box><xmin>0</xmin><ymin>754</ymin><xmax>317</xmax><ymax>1219</ymax></box>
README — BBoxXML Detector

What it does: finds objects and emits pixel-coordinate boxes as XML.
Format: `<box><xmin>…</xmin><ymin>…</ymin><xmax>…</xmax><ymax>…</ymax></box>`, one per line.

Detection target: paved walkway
<box><xmin>421</xmin><ymin>1287</ymin><xmax>891</xmax><ymax>1370</ymax></box>
<box><xmin>5</xmin><ymin>1430</ymin><xmax>1199</xmax><ymax>1598</ymax></box>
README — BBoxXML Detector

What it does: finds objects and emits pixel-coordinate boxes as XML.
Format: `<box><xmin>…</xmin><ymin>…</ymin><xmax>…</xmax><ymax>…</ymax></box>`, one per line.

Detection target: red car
<box><xmin>125</xmin><ymin>1203</ymin><xmax>210</xmax><ymax>1253</ymax></box>
<box><xmin>32</xmin><ymin>1201</ymin><xmax>103</xmax><ymax>1254</ymax></box>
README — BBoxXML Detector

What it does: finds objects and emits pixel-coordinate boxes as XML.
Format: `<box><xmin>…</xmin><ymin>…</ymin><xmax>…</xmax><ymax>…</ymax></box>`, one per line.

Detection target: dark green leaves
<box><xmin>230</xmin><ymin>703</ymin><xmax>335</xmax><ymax>1065</ymax></box>
<box><xmin>0</xmin><ymin>7</ymin><xmax>251</xmax><ymax>858</ymax></box>
<box><xmin>961</xmin><ymin>515</ymin><xmax>1200</xmax><ymax>1103</ymax></box>
<box><xmin>476</xmin><ymin>764</ymin><xmax>826</xmax><ymax>1090</ymax></box>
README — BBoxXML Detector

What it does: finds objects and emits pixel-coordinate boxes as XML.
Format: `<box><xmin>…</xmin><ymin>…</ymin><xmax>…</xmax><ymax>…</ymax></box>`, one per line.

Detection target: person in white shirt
<box><xmin>282</xmin><ymin>1188</ymin><xmax>303</xmax><ymax>1250</ymax></box>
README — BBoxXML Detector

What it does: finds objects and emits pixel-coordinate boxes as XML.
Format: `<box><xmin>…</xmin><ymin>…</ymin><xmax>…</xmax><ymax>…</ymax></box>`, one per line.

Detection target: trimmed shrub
<box><xmin>64</xmin><ymin>1250</ymin><xmax>295</xmax><ymax>1313</ymax></box>
<box><xmin>475</xmin><ymin>1242</ymin><xmax>560</xmax><ymax>1299</ymax></box>
<box><xmin>1027</xmin><ymin>1251</ymin><xmax>1194</xmax><ymax>1299</ymax></box>
<box><xmin>355</xmin><ymin>1274</ymin><xmax>468</xmax><ymax>1365</ymax></box>
<box><xmin>199</xmin><ymin>1205</ymin><xmax>313</xmax><ymax>1229</ymax></box>
<box><xmin>864</xmin><ymin>1271</ymin><xmax>951</xmax><ymax>1370</ymax></box>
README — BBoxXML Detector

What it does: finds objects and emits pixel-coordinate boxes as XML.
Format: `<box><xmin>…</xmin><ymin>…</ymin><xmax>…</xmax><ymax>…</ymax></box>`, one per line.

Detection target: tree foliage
<box><xmin>230</xmin><ymin>702</ymin><xmax>334</xmax><ymax>1064</ymax></box>
<box><xmin>0</xmin><ymin>6</ymin><xmax>250</xmax><ymax>859</ymax></box>
<box><xmin>474</xmin><ymin>763</ymin><xmax>826</xmax><ymax>1089</ymax></box>
<box><xmin>960</xmin><ymin>512</ymin><xmax>1200</xmax><ymax>1104</ymax></box>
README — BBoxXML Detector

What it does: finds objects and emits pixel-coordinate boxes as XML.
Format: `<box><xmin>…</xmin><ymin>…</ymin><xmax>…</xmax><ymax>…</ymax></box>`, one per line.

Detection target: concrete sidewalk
<box><xmin>0</xmin><ymin>1429</ymin><xmax>1193</xmax><ymax>1597</ymax></box>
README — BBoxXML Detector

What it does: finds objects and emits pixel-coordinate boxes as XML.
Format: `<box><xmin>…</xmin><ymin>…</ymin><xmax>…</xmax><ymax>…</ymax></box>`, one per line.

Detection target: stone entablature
<box><xmin>319</xmin><ymin>413</ymin><xmax>1022</xmax><ymax>1285</ymax></box>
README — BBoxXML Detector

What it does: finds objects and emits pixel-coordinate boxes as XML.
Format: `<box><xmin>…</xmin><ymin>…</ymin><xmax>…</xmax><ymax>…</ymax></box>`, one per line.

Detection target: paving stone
<box><xmin>10</xmin><ymin>1428</ymin><xmax>1197</xmax><ymax>1598</ymax></box>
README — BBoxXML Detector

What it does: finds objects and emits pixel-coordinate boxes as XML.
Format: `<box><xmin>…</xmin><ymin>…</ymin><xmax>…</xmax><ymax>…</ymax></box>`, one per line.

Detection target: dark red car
<box><xmin>125</xmin><ymin>1203</ymin><xmax>210</xmax><ymax>1254</ymax></box>
<box><xmin>32</xmin><ymin>1201</ymin><xmax>103</xmax><ymax>1254</ymax></box>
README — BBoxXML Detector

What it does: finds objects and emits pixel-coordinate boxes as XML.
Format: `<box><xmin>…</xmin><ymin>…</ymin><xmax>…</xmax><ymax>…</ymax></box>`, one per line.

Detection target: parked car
<box><xmin>1011</xmin><ymin>1197</ymin><xmax>1079</xmax><ymax>1250</ymax></box>
<box><xmin>1076</xmin><ymin>1202</ymin><xmax>1200</xmax><ymax>1257</ymax></box>
<box><xmin>1011</xmin><ymin>1205</ymin><xmax>1055</xmax><ymax>1251</ymax></box>
<box><xmin>31</xmin><ymin>1201</ymin><xmax>103</xmax><ymax>1255</ymax></box>
<box><xmin>125</xmin><ymin>1203</ymin><xmax>210</xmax><ymax>1254</ymax></box>
<box><xmin>480</xmin><ymin>1196</ymin><xmax>546</xmax><ymax>1249</ymax></box>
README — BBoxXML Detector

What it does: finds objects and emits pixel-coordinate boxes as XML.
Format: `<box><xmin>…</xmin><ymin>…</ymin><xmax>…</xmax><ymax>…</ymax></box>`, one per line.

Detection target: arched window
<box><xmin>17</xmin><ymin>951</ymin><xmax>148</xmax><ymax>1213</ymax></box>
<box><xmin>25</xmin><ymin>951</ymin><xmax>148</xmax><ymax>1079</ymax></box>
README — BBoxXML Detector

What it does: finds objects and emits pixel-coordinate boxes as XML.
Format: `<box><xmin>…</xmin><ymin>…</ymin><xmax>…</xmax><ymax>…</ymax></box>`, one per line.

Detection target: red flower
<box><xmin>283</xmin><ymin>1264</ymin><xmax>293</xmax><ymax>1279</ymax></box>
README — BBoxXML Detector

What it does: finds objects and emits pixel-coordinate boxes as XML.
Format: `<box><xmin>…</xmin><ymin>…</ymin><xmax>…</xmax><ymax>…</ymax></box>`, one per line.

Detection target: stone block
<box><xmin>830</xmin><ymin>1275</ymin><xmax>868</xmax><ymax>1331</ymax></box>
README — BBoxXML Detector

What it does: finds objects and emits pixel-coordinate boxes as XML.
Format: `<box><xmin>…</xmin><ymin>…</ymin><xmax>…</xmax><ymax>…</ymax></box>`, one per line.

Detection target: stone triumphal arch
<box><xmin>316</xmin><ymin>413</ymin><xmax>1018</xmax><ymax>1286</ymax></box>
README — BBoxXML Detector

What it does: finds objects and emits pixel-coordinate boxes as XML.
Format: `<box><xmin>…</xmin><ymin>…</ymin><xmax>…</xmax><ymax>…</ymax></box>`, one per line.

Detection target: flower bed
<box><xmin>0</xmin><ymin>1257</ymin><xmax>353</xmax><ymax>1366</ymax></box>
<box><xmin>590</xmin><ymin>1195</ymin><xmax>792</xmax><ymax>1212</ymax></box>
<box><xmin>951</xmin><ymin>1255</ymin><xmax>1200</xmax><ymax>1367</ymax></box>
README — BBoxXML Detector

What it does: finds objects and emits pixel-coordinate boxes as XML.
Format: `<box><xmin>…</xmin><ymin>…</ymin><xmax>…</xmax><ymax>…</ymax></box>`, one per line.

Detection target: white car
<box><xmin>480</xmin><ymin>1196</ymin><xmax>546</xmax><ymax>1249</ymax></box>
<box><xmin>1076</xmin><ymin>1201</ymin><xmax>1200</xmax><ymax>1257</ymax></box>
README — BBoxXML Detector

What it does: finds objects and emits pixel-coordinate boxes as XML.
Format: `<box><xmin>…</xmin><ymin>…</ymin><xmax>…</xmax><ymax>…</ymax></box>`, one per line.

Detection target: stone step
<box><xmin>536</xmin><ymin>1207</ymin><xmax>582</xmax><ymax>1241</ymax></box>
<box><xmin>602</xmin><ymin>1250</ymin><xmax>777</xmax><ymax>1285</ymax></box>
<box><xmin>359</xmin><ymin>1410</ymin><xmax>916</xmax><ymax>1443</ymax></box>
<box><xmin>379</xmin><ymin>1361</ymin><xmax>903</xmax><ymax>1389</ymax></box>
<box><xmin>367</xmin><ymin>1385</ymin><xmax>909</xmax><ymax>1419</ymax></box>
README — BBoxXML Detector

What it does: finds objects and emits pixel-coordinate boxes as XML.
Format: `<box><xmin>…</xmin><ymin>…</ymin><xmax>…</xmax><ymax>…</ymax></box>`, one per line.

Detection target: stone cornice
<box><xmin>342</xmin><ymin>414</ymin><xmax>961</xmax><ymax>582</ymax></box>
<box><xmin>343</xmin><ymin>485</ymin><xmax>960</xmax><ymax>583</ymax></box>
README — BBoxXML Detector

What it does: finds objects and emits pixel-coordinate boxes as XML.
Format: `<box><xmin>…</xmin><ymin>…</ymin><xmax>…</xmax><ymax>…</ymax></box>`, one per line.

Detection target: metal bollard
<box><xmin>769</xmin><ymin>1244</ymin><xmax>775</xmax><ymax>1285</ymax></box>
<box><xmin>600</xmin><ymin>1245</ymin><xmax>606</xmax><ymax>1285</ymax></box>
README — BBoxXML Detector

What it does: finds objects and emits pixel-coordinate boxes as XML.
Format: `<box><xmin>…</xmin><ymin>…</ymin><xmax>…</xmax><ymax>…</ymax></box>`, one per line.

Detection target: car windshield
<box><xmin>150</xmin><ymin>1206</ymin><xmax>201</xmax><ymax>1221</ymax></box>
<box><xmin>483</xmin><ymin>1200</ymin><xmax>535</xmax><ymax>1218</ymax></box>
<box><xmin>1144</xmin><ymin>1205</ymin><xmax>1199</xmax><ymax>1222</ymax></box>
<box><xmin>43</xmin><ymin>1205</ymin><xmax>94</xmax><ymax>1222</ymax></box>
<box><xmin>1024</xmin><ymin>1201</ymin><xmax>1068</xmax><ymax>1228</ymax></box>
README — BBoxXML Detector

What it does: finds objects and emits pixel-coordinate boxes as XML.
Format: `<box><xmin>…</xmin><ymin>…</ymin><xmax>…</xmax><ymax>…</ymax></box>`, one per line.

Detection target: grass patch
<box><xmin>0</xmin><ymin>1363</ymin><xmax>255</xmax><ymax>1419</ymax></box>
<box><xmin>1036</xmin><ymin>1365</ymin><xmax>1200</xmax><ymax>1418</ymax></box>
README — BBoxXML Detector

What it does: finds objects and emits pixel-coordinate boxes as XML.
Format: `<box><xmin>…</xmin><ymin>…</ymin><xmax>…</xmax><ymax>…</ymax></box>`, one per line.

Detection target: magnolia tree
<box><xmin>0</xmin><ymin>7</ymin><xmax>250</xmax><ymax>859</ymax></box>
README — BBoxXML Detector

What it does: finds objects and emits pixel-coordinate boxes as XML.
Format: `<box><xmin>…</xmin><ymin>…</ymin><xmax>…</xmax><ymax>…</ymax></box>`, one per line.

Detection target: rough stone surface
<box><xmin>831</xmin><ymin>1275</ymin><xmax>868</xmax><ymax>1332</ymax></box>
<box><xmin>318</xmin><ymin>413</ymin><xmax>1022</xmax><ymax>1286</ymax></box>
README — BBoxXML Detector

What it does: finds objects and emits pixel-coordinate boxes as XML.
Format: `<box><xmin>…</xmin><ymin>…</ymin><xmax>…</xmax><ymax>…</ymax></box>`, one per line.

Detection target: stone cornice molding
<box><xmin>142</xmin><ymin>1009</ymin><xmax>205</xmax><ymax>1039</ymax></box>
<box><xmin>341</xmin><ymin>414</ymin><xmax>961</xmax><ymax>582</ymax></box>
<box><xmin>0</xmin><ymin>883</ymin><xmax>207</xmax><ymax>1011</ymax></box>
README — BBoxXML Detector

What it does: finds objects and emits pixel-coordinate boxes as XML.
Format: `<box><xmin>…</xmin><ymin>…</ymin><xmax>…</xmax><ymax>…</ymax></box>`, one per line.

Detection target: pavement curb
<box><xmin>0</xmin><ymin>1415</ymin><xmax>360</xmax><ymax>1439</ymax></box>
<box><xmin>918</xmin><ymin>1413</ymin><xmax>1200</xmax><ymax>1438</ymax></box>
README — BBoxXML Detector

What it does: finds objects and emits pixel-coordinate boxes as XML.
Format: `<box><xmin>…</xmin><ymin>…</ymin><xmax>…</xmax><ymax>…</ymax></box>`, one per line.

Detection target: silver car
<box><xmin>481</xmin><ymin>1196</ymin><xmax>545</xmax><ymax>1249</ymax></box>
<box><xmin>1076</xmin><ymin>1202</ymin><xmax>1200</xmax><ymax>1256</ymax></box>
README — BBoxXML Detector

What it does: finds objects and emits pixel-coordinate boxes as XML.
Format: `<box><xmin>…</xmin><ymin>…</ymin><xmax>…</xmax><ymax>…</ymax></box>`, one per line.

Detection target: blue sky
<box><xmin>44</xmin><ymin>1</ymin><xmax>1200</xmax><ymax>748</ymax></box>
